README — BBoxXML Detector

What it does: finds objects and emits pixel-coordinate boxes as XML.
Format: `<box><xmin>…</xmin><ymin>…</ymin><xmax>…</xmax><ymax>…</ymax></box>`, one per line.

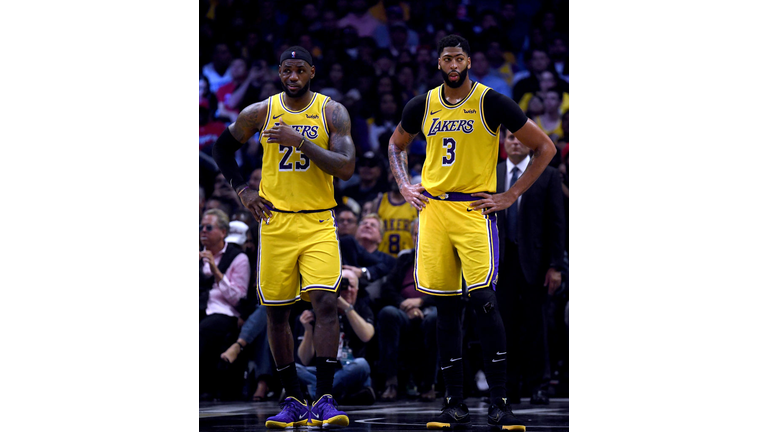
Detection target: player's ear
<box><xmin>311</xmin><ymin>65</ymin><xmax>315</xmax><ymax>79</ymax></box>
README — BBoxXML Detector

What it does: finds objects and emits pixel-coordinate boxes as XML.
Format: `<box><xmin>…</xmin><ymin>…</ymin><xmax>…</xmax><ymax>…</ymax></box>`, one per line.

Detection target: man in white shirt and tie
<box><xmin>494</xmin><ymin>125</ymin><xmax>566</xmax><ymax>405</ymax></box>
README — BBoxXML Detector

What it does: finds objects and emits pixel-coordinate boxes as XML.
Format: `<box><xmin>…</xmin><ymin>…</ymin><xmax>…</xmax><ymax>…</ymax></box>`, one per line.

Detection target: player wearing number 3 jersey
<box><xmin>388</xmin><ymin>35</ymin><xmax>556</xmax><ymax>431</ymax></box>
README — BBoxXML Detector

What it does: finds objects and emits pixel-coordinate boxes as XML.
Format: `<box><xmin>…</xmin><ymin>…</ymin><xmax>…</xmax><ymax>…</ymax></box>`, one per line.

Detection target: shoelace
<box><xmin>279</xmin><ymin>400</ymin><xmax>303</xmax><ymax>418</ymax></box>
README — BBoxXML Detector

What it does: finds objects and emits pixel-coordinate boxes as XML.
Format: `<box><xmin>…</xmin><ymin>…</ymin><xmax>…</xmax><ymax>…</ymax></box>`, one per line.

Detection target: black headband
<box><xmin>280</xmin><ymin>46</ymin><xmax>313</xmax><ymax>66</ymax></box>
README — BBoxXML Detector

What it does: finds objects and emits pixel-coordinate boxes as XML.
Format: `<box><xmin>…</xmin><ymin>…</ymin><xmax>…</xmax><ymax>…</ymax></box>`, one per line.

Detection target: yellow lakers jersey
<box><xmin>420</xmin><ymin>82</ymin><xmax>499</xmax><ymax>195</ymax></box>
<box><xmin>377</xmin><ymin>192</ymin><xmax>418</xmax><ymax>257</ymax></box>
<box><xmin>259</xmin><ymin>92</ymin><xmax>337</xmax><ymax>211</ymax></box>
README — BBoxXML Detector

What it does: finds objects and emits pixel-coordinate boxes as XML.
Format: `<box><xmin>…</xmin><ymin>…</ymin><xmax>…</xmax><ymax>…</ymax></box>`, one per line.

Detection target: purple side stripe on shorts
<box><xmin>489</xmin><ymin>213</ymin><xmax>499</xmax><ymax>291</ymax></box>
<box><xmin>467</xmin><ymin>213</ymin><xmax>498</xmax><ymax>291</ymax></box>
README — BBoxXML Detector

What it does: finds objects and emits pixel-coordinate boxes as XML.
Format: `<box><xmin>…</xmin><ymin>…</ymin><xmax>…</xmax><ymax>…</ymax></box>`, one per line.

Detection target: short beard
<box><xmin>281</xmin><ymin>80</ymin><xmax>311</xmax><ymax>98</ymax></box>
<box><xmin>441</xmin><ymin>67</ymin><xmax>469</xmax><ymax>88</ymax></box>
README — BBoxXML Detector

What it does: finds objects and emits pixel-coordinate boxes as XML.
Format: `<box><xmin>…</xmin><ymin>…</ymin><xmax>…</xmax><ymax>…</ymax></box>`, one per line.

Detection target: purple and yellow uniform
<box><xmin>400</xmin><ymin>82</ymin><xmax>527</xmax><ymax>296</ymax></box>
<box><xmin>256</xmin><ymin>92</ymin><xmax>341</xmax><ymax>305</ymax></box>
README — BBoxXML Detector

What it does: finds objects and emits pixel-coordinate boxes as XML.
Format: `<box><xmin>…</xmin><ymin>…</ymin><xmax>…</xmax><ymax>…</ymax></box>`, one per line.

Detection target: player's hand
<box><xmin>469</xmin><ymin>191</ymin><xmax>519</xmax><ymax>215</ymax></box>
<box><xmin>341</xmin><ymin>265</ymin><xmax>363</xmax><ymax>279</ymax></box>
<box><xmin>400</xmin><ymin>182</ymin><xmax>429</xmax><ymax>210</ymax></box>
<box><xmin>545</xmin><ymin>268</ymin><xmax>562</xmax><ymax>296</ymax></box>
<box><xmin>238</xmin><ymin>188</ymin><xmax>273</xmax><ymax>221</ymax></box>
<box><xmin>299</xmin><ymin>310</ymin><xmax>315</xmax><ymax>329</ymax></box>
<box><xmin>399</xmin><ymin>297</ymin><xmax>423</xmax><ymax>312</ymax></box>
<box><xmin>261</xmin><ymin>118</ymin><xmax>303</xmax><ymax>147</ymax></box>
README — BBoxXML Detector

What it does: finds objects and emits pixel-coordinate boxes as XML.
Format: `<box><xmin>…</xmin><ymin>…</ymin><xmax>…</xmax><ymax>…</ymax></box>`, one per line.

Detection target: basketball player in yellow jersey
<box><xmin>388</xmin><ymin>35</ymin><xmax>556</xmax><ymax>431</ymax></box>
<box><xmin>376</xmin><ymin>174</ymin><xmax>418</xmax><ymax>257</ymax></box>
<box><xmin>213</xmin><ymin>47</ymin><xmax>354</xmax><ymax>429</ymax></box>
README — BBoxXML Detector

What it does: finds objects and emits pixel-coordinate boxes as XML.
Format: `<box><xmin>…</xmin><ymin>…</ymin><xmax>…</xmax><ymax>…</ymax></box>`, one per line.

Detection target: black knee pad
<box><xmin>468</xmin><ymin>288</ymin><xmax>498</xmax><ymax>314</ymax></box>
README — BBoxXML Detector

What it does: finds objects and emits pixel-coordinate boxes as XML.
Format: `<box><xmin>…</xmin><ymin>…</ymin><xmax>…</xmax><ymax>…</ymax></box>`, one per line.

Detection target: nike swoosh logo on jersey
<box><xmin>492</xmin><ymin>358</ymin><xmax>504</xmax><ymax>362</ymax></box>
<box><xmin>441</xmin><ymin>365</ymin><xmax>453</xmax><ymax>370</ymax></box>
<box><xmin>496</xmin><ymin>351</ymin><xmax>506</xmax><ymax>355</ymax></box>
<box><xmin>430</xmin><ymin>109</ymin><xmax>442</xmax><ymax>115</ymax></box>
<box><xmin>276</xmin><ymin>365</ymin><xmax>290</xmax><ymax>371</ymax></box>
<box><xmin>319</xmin><ymin>219</ymin><xmax>328</xmax><ymax>223</ymax></box>
<box><xmin>467</xmin><ymin>208</ymin><xmax>474</xmax><ymax>212</ymax></box>
<box><xmin>273</xmin><ymin>113</ymin><xmax>284</xmax><ymax>119</ymax></box>
<box><xmin>450</xmin><ymin>357</ymin><xmax>462</xmax><ymax>362</ymax></box>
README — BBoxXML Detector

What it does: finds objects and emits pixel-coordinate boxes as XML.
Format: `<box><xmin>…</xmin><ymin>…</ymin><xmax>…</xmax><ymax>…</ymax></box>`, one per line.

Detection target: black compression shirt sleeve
<box><xmin>400</xmin><ymin>93</ymin><xmax>428</xmax><ymax>134</ymax></box>
<box><xmin>483</xmin><ymin>89</ymin><xmax>528</xmax><ymax>134</ymax></box>
<box><xmin>212</xmin><ymin>127</ymin><xmax>247</xmax><ymax>191</ymax></box>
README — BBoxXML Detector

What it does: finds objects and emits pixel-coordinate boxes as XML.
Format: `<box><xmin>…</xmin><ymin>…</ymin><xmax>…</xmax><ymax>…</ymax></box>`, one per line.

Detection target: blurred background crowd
<box><xmin>199</xmin><ymin>0</ymin><xmax>569</xmax><ymax>405</ymax></box>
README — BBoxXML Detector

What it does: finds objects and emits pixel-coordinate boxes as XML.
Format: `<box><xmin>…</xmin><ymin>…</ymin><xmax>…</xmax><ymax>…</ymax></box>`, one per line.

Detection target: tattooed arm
<box><xmin>213</xmin><ymin>100</ymin><xmax>273</xmax><ymax>220</ymax></box>
<box><xmin>230</xmin><ymin>100</ymin><xmax>268</xmax><ymax>143</ymax></box>
<box><xmin>388</xmin><ymin>123</ymin><xmax>429</xmax><ymax>210</ymax></box>
<box><xmin>282</xmin><ymin>99</ymin><xmax>355</xmax><ymax>180</ymax></box>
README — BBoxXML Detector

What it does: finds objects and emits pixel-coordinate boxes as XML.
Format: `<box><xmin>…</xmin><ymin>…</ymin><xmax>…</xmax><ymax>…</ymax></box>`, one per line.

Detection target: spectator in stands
<box><xmin>241</xmin><ymin>30</ymin><xmax>276</xmax><ymax>66</ymax></box>
<box><xmin>199</xmin><ymin>75</ymin><xmax>218</xmax><ymax>111</ymax></box>
<box><xmin>337</xmin><ymin>0</ymin><xmax>382</xmax><ymax>38</ymax></box>
<box><xmin>498</xmin><ymin>1</ymin><xmax>530</xmax><ymax>54</ymax></box>
<box><xmin>220</xmin><ymin>304</ymin><xmax>272</xmax><ymax>401</ymax></box>
<box><xmin>534</xmin><ymin>90</ymin><xmax>565</xmax><ymax>142</ymax></box>
<box><xmin>372</xmin><ymin>6</ymin><xmax>418</xmax><ymax>51</ymax></box>
<box><xmin>375</xmin><ymin>173</ymin><xmax>418</xmax><ymax>258</ymax></box>
<box><xmin>470</xmin><ymin>51</ymin><xmax>512</xmax><ymax>97</ymax></box>
<box><xmin>202</xmin><ymin>43</ymin><xmax>233</xmax><ymax>93</ymax></box>
<box><xmin>336</xmin><ymin>206</ymin><xmax>360</xmax><ymax>237</ymax></box>
<box><xmin>343</xmin><ymin>152</ymin><xmax>389</xmax><ymax>207</ymax></box>
<box><xmin>494</xmin><ymin>127</ymin><xmax>565</xmax><ymax>405</ymax></box>
<box><xmin>547</xmin><ymin>34</ymin><xmax>568</xmax><ymax>81</ymax></box>
<box><xmin>414</xmin><ymin>46</ymin><xmax>441</xmax><ymax>94</ymax></box>
<box><xmin>339</xmin><ymin>213</ymin><xmax>395</xmax><ymax>285</ymax></box>
<box><xmin>373</xmin><ymin>50</ymin><xmax>396</xmax><ymax>77</ymax></box>
<box><xmin>247</xmin><ymin>168</ymin><xmax>262</xmax><ymax>192</ymax></box>
<box><xmin>367</xmin><ymin>93</ymin><xmax>399</xmax><ymax>154</ymax></box>
<box><xmin>395</xmin><ymin>64</ymin><xmax>418</xmax><ymax>107</ymax></box>
<box><xmin>525</xmin><ymin>94</ymin><xmax>544</xmax><ymax>119</ymax></box>
<box><xmin>199</xmin><ymin>106</ymin><xmax>228</xmax><ymax>155</ymax></box>
<box><xmin>376</xmin><ymin>220</ymin><xmax>438</xmax><ymax>402</ymax></box>
<box><xmin>216</xmin><ymin>58</ymin><xmax>259</xmax><ymax>122</ymax></box>
<box><xmin>211</xmin><ymin>173</ymin><xmax>243</xmax><ymax>214</ymax></box>
<box><xmin>486</xmin><ymin>41</ymin><xmax>516</xmax><ymax>89</ymax></box>
<box><xmin>513</xmin><ymin>49</ymin><xmax>567</xmax><ymax>102</ymax></box>
<box><xmin>204</xmin><ymin>197</ymin><xmax>233</xmax><ymax>220</ymax></box>
<box><xmin>295</xmin><ymin>269</ymin><xmax>376</xmax><ymax>404</ymax></box>
<box><xmin>199</xmin><ymin>209</ymin><xmax>250</xmax><ymax>399</ymax></box>
<box><xmin>517</xmin><ymin>70</ymin><xmax>568</xmax><ymax>116</ymax></box>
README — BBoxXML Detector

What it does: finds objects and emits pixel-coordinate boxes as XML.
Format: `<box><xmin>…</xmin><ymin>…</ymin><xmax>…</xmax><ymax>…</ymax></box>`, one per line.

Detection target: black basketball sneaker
<box><xmin>487</xmin><ymin>398</ymin><xmax>526</xmax><ymax>431</ymax></box>
<box><xmin>426</xmin><ymin>397</ymin><xmax>471</xmax><ymax>429</ymax></box>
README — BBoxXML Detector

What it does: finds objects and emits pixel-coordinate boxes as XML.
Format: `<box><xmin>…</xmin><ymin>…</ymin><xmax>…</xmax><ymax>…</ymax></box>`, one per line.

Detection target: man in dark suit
<box><xmin>494</xmin><ymin>126</ymin><xmax>566</xmax><ymax>405</ymax></box>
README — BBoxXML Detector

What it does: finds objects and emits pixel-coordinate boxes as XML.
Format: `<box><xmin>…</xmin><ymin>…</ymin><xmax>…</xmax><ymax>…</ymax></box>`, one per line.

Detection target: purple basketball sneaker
<box><xmin>265</xmin><ymin>396</ymin><xmax>311</xmax><ymax>429</ymax></box>
<box><xmin>309</xmin><ymin>394</ymin><xmax>349</xmax><ymax>428</ymax></box>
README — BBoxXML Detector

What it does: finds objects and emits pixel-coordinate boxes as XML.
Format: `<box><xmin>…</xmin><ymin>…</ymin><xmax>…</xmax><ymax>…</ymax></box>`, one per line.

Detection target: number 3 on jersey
<box><xmin>279</xmin><ymin>145</ymin><xmax>310</xmax><ymax>171</ymax></box>
<box><xmin>442</xmin><ymin>137</ymin><xmax>456</xmax><ymax>166</ymax></box>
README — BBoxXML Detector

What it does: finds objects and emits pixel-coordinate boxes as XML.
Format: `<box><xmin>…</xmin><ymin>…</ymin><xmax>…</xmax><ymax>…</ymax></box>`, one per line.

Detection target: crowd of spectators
<box><xmin>199</xmin><ymin>0</ymin><xmax>570</xmax><ymax>404</ymax></box>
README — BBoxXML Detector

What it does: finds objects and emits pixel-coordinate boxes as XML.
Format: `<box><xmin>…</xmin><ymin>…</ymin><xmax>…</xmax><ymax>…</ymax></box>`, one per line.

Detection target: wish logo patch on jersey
<box><xmin>426</xmin><ymin>118</ymin><xmax>475</xmax><ymax>136</ymax></box>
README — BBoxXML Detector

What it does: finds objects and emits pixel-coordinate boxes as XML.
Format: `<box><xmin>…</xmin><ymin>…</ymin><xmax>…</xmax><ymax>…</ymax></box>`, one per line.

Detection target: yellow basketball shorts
<box><xmin>256</xmin><ymin>209</ymin><xmax>342</xmax><ymax>305</ymax></box>
<box><xmin>415</xmin><ymin>192</ymin><xmax>499</xmax><ymax>296</ymax></box>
